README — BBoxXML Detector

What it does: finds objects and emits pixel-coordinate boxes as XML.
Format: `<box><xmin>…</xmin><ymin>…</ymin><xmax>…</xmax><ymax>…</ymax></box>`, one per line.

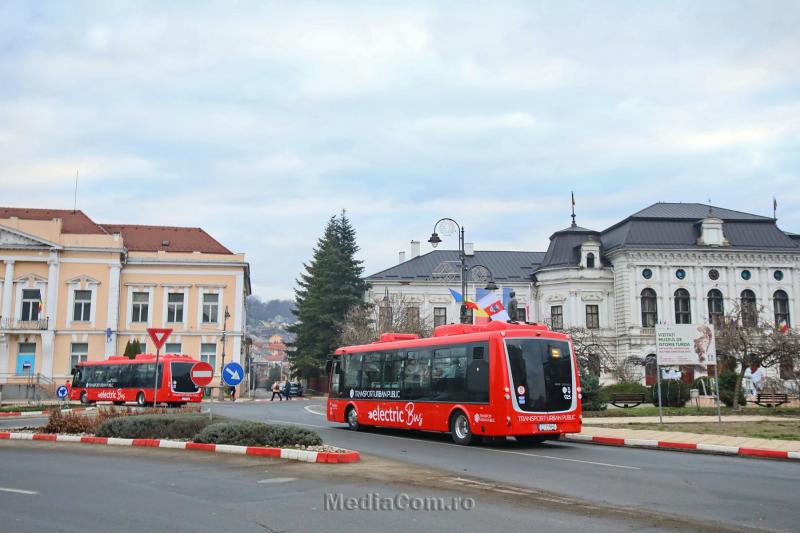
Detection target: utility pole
<box><xmin>218</xmin><ymin>306</ymin><xmax>230</xmax><ymax>400</ymax></box>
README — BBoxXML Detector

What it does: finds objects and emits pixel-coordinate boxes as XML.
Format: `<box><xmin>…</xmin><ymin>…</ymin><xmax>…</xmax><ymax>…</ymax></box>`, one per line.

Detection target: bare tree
<box><xmin>564</xmin><ymin>327</ymin><xmax>615</xmax><ymax>376</ymax></box>
<box><xmin>715</xmin><ymin>303</ymin><xmax>800</xmax><ymax>410</ymax></box>
<box><xmin>340</xmin><ymin>294</ymin><xmax>434</xmax><ymax>347</ymax></box>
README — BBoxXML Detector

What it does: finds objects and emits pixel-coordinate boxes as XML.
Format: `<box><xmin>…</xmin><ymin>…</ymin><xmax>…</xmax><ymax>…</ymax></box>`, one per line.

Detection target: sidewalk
<box><xmin>567</xmin><ymin>424</ymin><xmax>800</xmax><ymax>459</ymax></box>
<box><xmin>585</xmin><ymin>415</ymin><xmax>797</xmax><ymax>424</ymax></box>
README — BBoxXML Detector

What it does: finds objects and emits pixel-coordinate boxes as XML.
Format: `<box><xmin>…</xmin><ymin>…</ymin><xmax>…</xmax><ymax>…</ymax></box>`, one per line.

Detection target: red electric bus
<box><xmin>69</xmin><ymin>354</ymin><xmax>204</xmax><ymax>407</ymax></box>
<box><xmin>327</xmin><ymin>321</ymin><xmax>581</xmax><ymax>445</ymax></box>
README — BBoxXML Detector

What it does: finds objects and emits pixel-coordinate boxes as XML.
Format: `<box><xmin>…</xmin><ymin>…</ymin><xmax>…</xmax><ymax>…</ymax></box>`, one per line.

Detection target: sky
<box><xmin>1</xmin><ymin>1</ymin><xmax>799</xmax><ymax>300</ymax></box>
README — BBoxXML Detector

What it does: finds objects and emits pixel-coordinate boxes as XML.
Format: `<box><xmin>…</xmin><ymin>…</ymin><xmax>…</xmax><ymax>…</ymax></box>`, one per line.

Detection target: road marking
<box><xmin>0</xmin><ymin>487</ymin><xmax>38</xmax><ymax>495</ymax></box>
<box><xmin>269</xmin><ymin>419</ymin><xmax>330</xmax><ymax>429</ymax></box>
<box><xmin>257</xmin><ymin>477</ymin><xmax>297</xmax><ymax>484</ymax></box>
<box><xmin>479</xmin><ymin>446</ymin><xmax>641</xmax><ymax>470</ymax></box>
<box><xmin>304</xmin><ymin>405</ymin><xmax>326</xmax><ymax>416</ymax></box>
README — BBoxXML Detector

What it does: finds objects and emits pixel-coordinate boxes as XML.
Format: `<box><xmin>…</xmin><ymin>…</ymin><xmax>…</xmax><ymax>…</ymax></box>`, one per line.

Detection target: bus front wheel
<box><xmin>346</xmin><ymin>406</ymin><xmax>360</xmax><ymax>431</ymax></box>
<box><xmin>136</xmin><ymin>392</ymin><xmax>146</xmax><ymax>407</ymax></box>
<box><xmin>450</xmin><ymin>411</ymin><xmax>473</xmax><ymax>445</ymax></box>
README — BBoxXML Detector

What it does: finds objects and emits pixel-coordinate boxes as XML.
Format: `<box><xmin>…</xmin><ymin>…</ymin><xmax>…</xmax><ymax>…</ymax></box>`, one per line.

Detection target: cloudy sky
<box><xmin>1</xmin><ymin>1</ymin><xmax>799</xmax><ymax>299</ymax></box>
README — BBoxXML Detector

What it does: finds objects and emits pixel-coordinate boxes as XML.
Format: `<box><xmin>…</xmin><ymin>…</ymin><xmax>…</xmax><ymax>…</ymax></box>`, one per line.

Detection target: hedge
<box><xmin>579</xmin><ymin>370</ymin><xmax>606</xmax><ymax>411</ymax></box>
<box><xmin>650</xmin><ymin>379</ymin><xmax>690</xmax><ymax>407</ymax></box>
<box><xmin>718</xmin><ymin>371</ymin><xmax>746</xmax><ymax>407</ymax></box>
<box><xmin>193</xmin><ymin>421</ymin><xmax>323</xmax><ymax>448</ymax></box>
<box><xmin>96</xmin><ymin>414</ymin><xmax>213</xmax><ymax>439</ymax></box>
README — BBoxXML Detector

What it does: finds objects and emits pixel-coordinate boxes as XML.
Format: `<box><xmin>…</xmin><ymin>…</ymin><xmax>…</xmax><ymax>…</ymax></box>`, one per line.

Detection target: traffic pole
<box><xmin>713</xmin><ymin>362</ymin><xmax>722</xmax><ymax>423</ymax></box>
<box><xmin>152</xmin><ymin>348</ymin><xmax>160</xmax><ymax>408</ymax></box>
<box><xmin>656</xmin><ymin>362</ymin><xmax>663</xmax><ymax>424</ymax></box>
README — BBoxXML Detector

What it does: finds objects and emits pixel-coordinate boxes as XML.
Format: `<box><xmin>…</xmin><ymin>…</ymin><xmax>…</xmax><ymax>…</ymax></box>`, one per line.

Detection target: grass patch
<box><xmin>600</xmin><ymin>420</ymin><xmax>800</xmax><ymax>441</ymax></box>
<box><xmin>584</xmin><ymin>406</ymin><xmax>800</xmax><ymax>418</ymax></box>
<box><xmin>0</xmin><ymin>404</ymin><xmax>81</xmax><ymax>413</ymax></box>
<box><xmin>96</xmin><ymin>413</ymin><xmax>219</xmax><ymax>440</ymax></box>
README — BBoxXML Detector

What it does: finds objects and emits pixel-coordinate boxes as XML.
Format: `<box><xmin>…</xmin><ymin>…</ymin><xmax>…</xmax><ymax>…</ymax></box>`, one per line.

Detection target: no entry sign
<box><xmin>191</xmin><ymin>361</ymin><xmax>214</xmax><ymax>387</ymax></box>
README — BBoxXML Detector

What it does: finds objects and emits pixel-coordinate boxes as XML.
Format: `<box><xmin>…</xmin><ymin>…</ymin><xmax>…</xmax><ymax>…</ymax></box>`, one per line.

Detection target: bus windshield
<box><xmin>171</xmin><ymin>361</ymin><xmax>199</xmax><ymax>393</ymax></box>
<box><xmin>505</xmin><ymin>338</ymin><xmax>574</xmax><ymax>412</ymax></box>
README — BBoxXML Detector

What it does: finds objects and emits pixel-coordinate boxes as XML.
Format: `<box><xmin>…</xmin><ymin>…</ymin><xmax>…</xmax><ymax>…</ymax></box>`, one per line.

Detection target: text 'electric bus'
<box><xmin>70</xmin><ymin>354</ymin><xmax>203</xmax><ymax>407</ymax></box>
<box><xmin>327</xmin><ymin>321</ymin><xmax>581</xmax><ymax>445</ymax></box>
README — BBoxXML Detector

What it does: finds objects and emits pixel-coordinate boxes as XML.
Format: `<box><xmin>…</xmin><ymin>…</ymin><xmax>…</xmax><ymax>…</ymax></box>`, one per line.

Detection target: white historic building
<box><xmin>366</xmin><ymin>203</ymin><xmax>800</xmax><ymax>383</ymax></box>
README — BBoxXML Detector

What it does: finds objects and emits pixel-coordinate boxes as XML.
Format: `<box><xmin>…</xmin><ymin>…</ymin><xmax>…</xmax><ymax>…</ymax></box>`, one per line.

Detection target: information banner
<box><xmin>655</xmin><ymin>324</ymin><xmax>716</xmax><ymax>366</ymax></box>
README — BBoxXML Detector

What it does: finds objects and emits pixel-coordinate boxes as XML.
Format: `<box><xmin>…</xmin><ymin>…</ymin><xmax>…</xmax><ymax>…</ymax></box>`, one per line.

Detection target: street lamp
<box><xmin>429</xmin><ymin>219</ymin><xmax>498</xmax><ymax>323</ymax></box>
<box><xmin>218</xmin><ymin>305</ymin><xmax>231</xmax><ymax>400</ymax></box>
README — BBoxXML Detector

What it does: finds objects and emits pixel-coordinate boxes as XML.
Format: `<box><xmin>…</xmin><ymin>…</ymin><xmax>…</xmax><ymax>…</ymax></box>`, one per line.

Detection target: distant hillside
<box><xmin>247</xmin><ymin>296</ymin><xmax>295</xmax><ymax>323</ymax></box>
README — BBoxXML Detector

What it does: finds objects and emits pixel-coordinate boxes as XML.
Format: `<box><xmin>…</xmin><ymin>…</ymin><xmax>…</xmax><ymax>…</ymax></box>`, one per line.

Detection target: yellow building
<box><xmin>0</xmin><ymin>207</ymin><xmax>250</xmax><ymax>391</ymax></box>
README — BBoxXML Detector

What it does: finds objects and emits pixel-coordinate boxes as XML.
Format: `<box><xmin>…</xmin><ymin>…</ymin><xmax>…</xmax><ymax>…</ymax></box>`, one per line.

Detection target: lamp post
<box><xmin>429</xmin><ymin>219</ymin><xmax>498</xmax><ymax>323</ymax></box>
<box><xmin>218</xmin><ymin>305</ymin><xmax>231</xmax><ymax>400</ymax></box>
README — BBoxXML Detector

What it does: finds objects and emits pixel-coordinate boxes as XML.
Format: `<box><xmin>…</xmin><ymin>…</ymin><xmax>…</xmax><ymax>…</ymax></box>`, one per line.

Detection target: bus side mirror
<box><xmin>325</xmin><ymin>359</ymin><xmax>333</xmax><ymax>375</ymax></box>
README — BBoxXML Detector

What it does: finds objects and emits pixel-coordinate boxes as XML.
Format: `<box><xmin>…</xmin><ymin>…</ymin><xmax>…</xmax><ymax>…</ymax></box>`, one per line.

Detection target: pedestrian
<box><xmin>229</xmin><ymin>386</ymin><xmax>236</xmax><ymax>402</ymax></box>
<box><xmin>271</xmin><ymin>381</ymin><xmax>282</xmax><ymax>401</ymax></box>
<box><xmin>284</xmin><ymin>378</ymin><xmax>292</xmax><ymax>400</ymax></box>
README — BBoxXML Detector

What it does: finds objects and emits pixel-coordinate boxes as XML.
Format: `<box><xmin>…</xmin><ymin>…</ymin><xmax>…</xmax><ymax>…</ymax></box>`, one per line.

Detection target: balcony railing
<box><xmin>0</xmin><ymin>317</ymin><xmax>49</xmax><ymax>330</ymax></box>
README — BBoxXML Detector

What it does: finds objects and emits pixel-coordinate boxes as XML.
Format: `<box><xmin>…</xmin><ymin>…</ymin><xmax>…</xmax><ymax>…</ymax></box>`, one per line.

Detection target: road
<box><xmin>213</xmin><ymin>399</ymin><xmax>800</xmax><ymax>532</ymax></box>
<box><xmin>0</xmin><ymin>441</ymin><xmax>689</xmax><ymax>533</ymax></box>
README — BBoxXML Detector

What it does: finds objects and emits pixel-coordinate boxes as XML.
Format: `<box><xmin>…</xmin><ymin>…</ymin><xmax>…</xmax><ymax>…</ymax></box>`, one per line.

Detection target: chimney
<box><xmin>410</xmin><ymin>240</ymin><xmax>420</xmax><ymax>258</ymax></box>
<box><xmin>464</xmin><ymin>242</ymin><xmax>475</xmax><ymax>256</ymax></box>
<box><xmin>399</xmin><ymin>251</ymin><xmax>406</xmax><ymax>263</ymax></box>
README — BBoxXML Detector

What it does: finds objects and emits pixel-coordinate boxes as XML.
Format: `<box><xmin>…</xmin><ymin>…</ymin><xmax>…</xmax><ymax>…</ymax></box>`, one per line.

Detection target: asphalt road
<box><xmin>213</xmin><ymin>399</ymin><xmax>800</xmax><ymax>532</ymax></box>
<box><xmin>0</xmin><ymin>441</ymin><xmax>687</xmax><ymax>533</ymax></box>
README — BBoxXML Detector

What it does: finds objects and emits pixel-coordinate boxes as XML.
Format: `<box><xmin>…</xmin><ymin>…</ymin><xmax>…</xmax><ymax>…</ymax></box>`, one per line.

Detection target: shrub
<box><xmin>96</xmin><ymin>414</ymin><xmax>213</xmax><ymax>439</ymax></box>
<box><xmin>578</xmin><ymin>370</ymin><xmax>606</xmax><ymax>411</ymax></box>
<box><xmin>44</xmin><ymin>408</ymin><xmax>96</xmax><ymax>434</ymax></box>
<box><xmin>601</xmin><ymin>382</ymin><xmax>652</xmax><ymax>403</ymax></box>
<box><xmin>650</xmin><ymin>379</ymin><xmax>690</xmax><ymax>407</ymax></box>
<box><xmin>692</xmin><ymin>376</ymin><xmax>712</xmax><ymax>395</ymax></box>
<box><xmin>718</xmin><ymin>371</ymin><xmax>746</xmax><ymax>407</ymax></box>
<box><xmin>193</xmin><ymin>421</ymin><xmax>323</xmax><ymax>448</ymax></box>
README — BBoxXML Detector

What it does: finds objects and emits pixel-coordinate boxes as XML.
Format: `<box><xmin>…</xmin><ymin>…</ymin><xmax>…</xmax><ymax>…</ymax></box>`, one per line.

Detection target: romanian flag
<box><xmin>38</xmin><ymin>300</ymin><xmax>43</xmax><ymax>315</ymax></box>
<box><xmin>778</xmin><ymin>320</ymin><xmax>789</xmax><ymax>334</ymax></box>
<box><xmin>449</xmin><ymin>289</ymin><xmax>487</xmax><ymax>317</ymax></box>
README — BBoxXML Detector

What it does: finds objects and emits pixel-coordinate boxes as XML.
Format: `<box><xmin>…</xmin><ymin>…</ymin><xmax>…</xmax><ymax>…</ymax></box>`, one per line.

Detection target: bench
<box><xmin>755</xmin><ymin>393</ymin><xmax>789</xmax><ymax>407</ymax></box>
<box><xmin>611</xmin><ymin>393</ymin><xmax>646</xmax><ymax>408</ymax></box>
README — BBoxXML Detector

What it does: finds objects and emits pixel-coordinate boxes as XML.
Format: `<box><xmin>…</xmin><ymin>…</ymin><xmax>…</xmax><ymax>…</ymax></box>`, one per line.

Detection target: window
<box><xmin>381</xmin><ymin>352</ymin><xmax>403</xmax><ymax>392</ymax></box>
<box><xmin>641</xmin><ymin>289</ymin><xmax>658</xmax><ymax>327</ymax></box>
<box><xmin>774</xmin><ymin>270</ymin><xmax>784</xmax><ymax>281</ymax></box>
<box><xmin>70</xmin><ymin>343</ymin><xmax>88</xmax><ymax>369</ymax></box>
<box><xmin>202</xmin><ymin>293</ymin><xmax>219</xmax><ymax>323</ymax></box>
<box><xmin>707</xmin><ymin>289</ymin><xmax>724</xmax><ymax>326</ymax></box>
<box><xmin>21</xmin><ymin>289</ymin><xmax>41</xmax><ymax>321</ymax></box>
<box><xmin>741</xmin><ymin>269</ymin><xmax>752</xmax><ymax>281</ymax></box>
<box><xmin>675</xmin><ymin>269</ymin><xmax>686</xmax><ymax>280</ymax></box>
<box><xmin>403</xmin><ymin>350</ymin><xmax>432</xmax><ymax>400</ymax></box>
<box><xmin>585</xmin><ymin>305</ymin><xmax>599</xmax><ymax>329</ymax></box>
<box><xmin>343</xmin><ymin>353</ymin><xmax>363</xmax><ymax>390</ymax></box>
<box><xmin>131</xmin><ymin>292</ymin><xmax>149</xmax><ymax>323</ymax></box>
<box><xmin>674</xmin><ymin>289</ymin><xmax>691</xmax><ymax>324</ymax></box>
<box><xmin>73</xmin><ymin>290</ymin><xmax>91</xmax><ymax>321</ymax></box>
<box><xmin>167</xmin><ymin>292</ymin><xmax>184</xmax><ymax>323</ymax></box>
<box><xmin>431</xmin><ymin>346</ymin><xmax>467</xmax><ymax>401</ymax></box>
<box><xmin>362</xmin><ymin>353</ymin><xmax>382</xmax><ymax>389</ymax></box>
<box><xmin>514</xmin><ymin>306</ymin><xmax>527</xmax><ymax>322</ymax></box>
<box><xmin>586</xmin><ymin>253</ymin><xmax>595</xmax><ymax>268</ymax></box>
<box><xmin>550</xmin><ymin>305</ymin><xmax>563</xmax><ymax>331</ymax></box>
<box><xmin>200</xmin><ymin>343</ymin><xmax>217</xmax><ymax>370</ymax></box>
<box><xmin>164</xmin><ymin>343</ymin><xmax>182</xmax><ymax>354</ymax></box>
<box><xmin>642</xmin><ymin>268</ymin><xmax>653</xmax><ymax>280</ymax></box>
<box><xmin>741</xmin><ymin>289</ymin><xmax>757</xmax><ymax>327</ymax></box>
<box><xmin>708</xmin><ymin>269</ymin><xmax>720</xmax><ymax>281</ymax></box>
<box><xmin>774</xmin><ymin>290</ymin><xmax>790</xmax><ymax>327</ymax></box>
<box><xmin>433</xmin><ymin>307</ymin><xmax>447</xmax><ymax>328</ymax></box>
<box><xmin>405</xmin><ymin>306</ymin><xmax>420</xmax><ymax>330</ymax></box>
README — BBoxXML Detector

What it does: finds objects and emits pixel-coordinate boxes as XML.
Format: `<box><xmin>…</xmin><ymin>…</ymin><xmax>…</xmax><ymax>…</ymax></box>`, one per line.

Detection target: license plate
<box><xmin>538</xmin><ymin>423</ymin><xmax>557</xmax><ymax>431</ymax></box>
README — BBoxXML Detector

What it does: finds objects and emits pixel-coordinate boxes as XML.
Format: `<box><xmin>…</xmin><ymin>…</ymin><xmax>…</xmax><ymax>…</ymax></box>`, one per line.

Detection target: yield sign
<box><xmin>191</xmin><ymin>361</ymin><xmax>214</xmax><ymax>387</ymax></box>
<box><xmin>147</xmin><ymin>328</ymin><xmax>173</xmax><ymax>351</ymax></box>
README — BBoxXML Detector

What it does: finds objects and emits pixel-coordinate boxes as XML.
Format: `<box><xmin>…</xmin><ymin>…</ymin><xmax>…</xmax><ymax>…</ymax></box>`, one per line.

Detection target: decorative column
<box><xmin>41</xmin><ymin>254</ymin><xmax>59</xmax><ymax>378</ymax></box>
<box><xmin>0</xmin><ymin>260</ymin><xmax>12</xmax><ymax>379</ymax></box>
<box><xmin>759</xmin><ymin>266</ymin><xmax>770</xmax><ymax>323</ymax></box>
<box><xmin>105</xmin><ymin>264</ymin><xmax>121</xmax><ymax>357</ymax></box>
<box><xmin>694</xmin><ymin>265</ymin><xmax>704</xmax><ymax>323</ymax></box>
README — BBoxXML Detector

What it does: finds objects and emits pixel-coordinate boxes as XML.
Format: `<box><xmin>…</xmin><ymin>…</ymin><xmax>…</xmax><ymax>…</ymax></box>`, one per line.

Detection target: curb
<box><xmin>0</xmin><ymin>407</ymin><xmax>94</xmax><ymax>418</ymax></box>
<box><xmin>0</xmin><ymin>431</ymin><xmax>360</xmax><ymax>464</ymax></box>
<box><xmin>564</xmin><ymin>434</ymin><xmax>800</xmax><ymax>461</ymax></box>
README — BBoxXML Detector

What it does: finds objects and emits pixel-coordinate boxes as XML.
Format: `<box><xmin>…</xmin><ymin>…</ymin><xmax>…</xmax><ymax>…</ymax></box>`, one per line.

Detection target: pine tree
<box><xmin>124</xmin><ymin>340</ymin><xmax>139</xmax><ymax>359</ymax></box>
<box><xmin>288</xmin><ymin>212</ymin><xmax>369</xmax><ymax>377</ymax></box>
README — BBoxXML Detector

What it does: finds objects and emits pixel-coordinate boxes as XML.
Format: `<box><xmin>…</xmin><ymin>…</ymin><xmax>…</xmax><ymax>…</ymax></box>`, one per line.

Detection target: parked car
<box><xmin>279</xmin><ymin>382</ymin><xmax>303</xmax><ymax>397</ymax></box>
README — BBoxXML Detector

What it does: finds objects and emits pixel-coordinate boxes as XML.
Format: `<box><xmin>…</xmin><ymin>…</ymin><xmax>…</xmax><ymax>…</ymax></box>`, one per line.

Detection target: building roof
<box><xmin>101</xmin><ymin>224</ymin><xmax>233</xmax><ymax>254</ymax></box>
<box><xmin>538</xmin><ymin>223</ymin><xmax>603</xmax><ymax>270</ymax></box>
<box><xmin>367</xmin><ymin>250</ymin><xmax>545</xmax><ymax>283</ymax></box>
<box><xmin>601</xmin><ymin>202</ymin><xmax>798</xmax><ymax>252</ymax></box>
<box><xmin>0</xmin><ymin>207</ymin><xmax>108</xmax><ymax>234</ymax></box>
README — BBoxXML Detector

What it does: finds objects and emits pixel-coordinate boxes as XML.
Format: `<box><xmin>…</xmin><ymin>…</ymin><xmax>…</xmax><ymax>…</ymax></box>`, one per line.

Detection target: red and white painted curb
<box><xmin>0</xmin><ymin>431</ymin><xmax>360</xmax><ymax>464</ymax></box>
<box><xmin>0</xmin><ymin>407</ymin><xmax>94</xmax><ymax>418</ymax></box>
<box><xmin>565</xmin><ymin>434</ymin><xmax>800</xmax><ymax>461</ymax></box>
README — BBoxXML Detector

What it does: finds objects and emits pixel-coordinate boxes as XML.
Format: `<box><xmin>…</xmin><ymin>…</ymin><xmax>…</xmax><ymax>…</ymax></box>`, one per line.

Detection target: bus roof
<box><xmin>335</xmin><ymin>321</ymin><xmax>570</xmax><ymax>354</ymax></box>
<box><xmin>77</xmin><ymin>354</ymin><xmax>196</xmax><ymax>366</ymax></box>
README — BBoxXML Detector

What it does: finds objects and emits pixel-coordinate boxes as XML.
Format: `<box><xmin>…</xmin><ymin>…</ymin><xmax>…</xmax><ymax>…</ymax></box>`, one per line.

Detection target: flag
<box><xmin>778</xmin><ymin>320</ymin><xmax>789</xmax><ymax>334</ymax></box>
<box><xmin>448</xmin><ymin>288</ymin><xmax>463</xmax><ymax>303</ymax></box>
<box><xmin>449</xmin><ymin>289</ymin><xmax>485</xmax><ymax>315</ymax></box>
<box><xmin>37</xmin><ymin>300</ymin><xmax>43</xmax><ymax>314</ymax></box>
<box><xmin>476</xmin><ymin>290</ymin><xmax>510</xmax><ymax>322</ymax></box>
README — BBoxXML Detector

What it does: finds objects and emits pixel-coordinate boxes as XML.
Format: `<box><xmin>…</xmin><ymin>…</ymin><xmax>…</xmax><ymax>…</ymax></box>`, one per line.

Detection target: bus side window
<box><xmin>403</xmin><ymin>350</ymin><xmax>431</xmax><ymax>400</ymax></box>
<box><xmin>466</xmin><ymin>343</ymin><xmax>489</xmax><ymax>402</ymax></box>
<box><xmin>331</xmin><ymin>361</ymin><xmax>341</xmax><ymax>397</ymax></box>
<box><xmin>343</xmin><ymin>354</ymin><xmax>362</xmax><ymax>391</ymax></box>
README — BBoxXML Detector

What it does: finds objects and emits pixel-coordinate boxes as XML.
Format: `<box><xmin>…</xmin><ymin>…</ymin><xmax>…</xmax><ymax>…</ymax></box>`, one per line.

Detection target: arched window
<box><xmin>707</xmin><ymin>289</ymin><xmax>724</xmax><ymax>326</ymax></box>
<box><xmin>641</xmin><ymin>288</ymin><xmax>658</xmax><ymax>327</ymax></box>
<box><xmin>774</xmin><ymin>290</ymin><xmax>790</xmax><ymax>327</ymax></box>
<box><xmin>740</xmin><ymin>289</ymin><xmax>757</xmax><ymax>328</ymax></box>
<box><xmin>674</xmin><ymin>289</ymin><xmax>691</xmax><ymax>324</ymax></box>
<box><xmin>586</xmin><ymin>253</ymin><xmax>595</xmax><ymax>269</ymax></box>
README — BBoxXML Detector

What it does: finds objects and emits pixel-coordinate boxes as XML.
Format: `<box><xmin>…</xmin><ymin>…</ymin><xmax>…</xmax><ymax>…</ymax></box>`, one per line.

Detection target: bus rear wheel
<box><xmin>136</xmin><ymin>392</ymin><xmax>146</xmax><ymax>407</ymax></box>
<box><xmin>450</xmin><ymin>411</ymin><xmax>473</xmax><ymax>445</ymax></box>
<box><xmin>346</xmin><ymin>406</ymin><xmax>360</xmax><ymax>431</ymax></box>
<box><xmin>516</xmin><ymin>435</ymin><xmax>549</xmax><ymax>445</ymax></box>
